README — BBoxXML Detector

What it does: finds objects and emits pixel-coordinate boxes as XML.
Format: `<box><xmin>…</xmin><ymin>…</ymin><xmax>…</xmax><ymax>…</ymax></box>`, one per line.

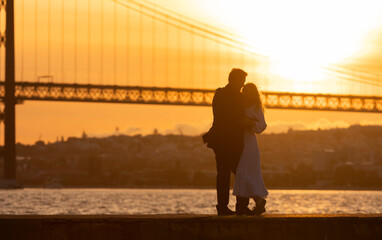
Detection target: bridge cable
<box><xmin>113</xmin><ymin>0</ymin><xmax>266</xmax><ymax>60</ymax></box>
<box><xmin>324</xmin><ymin>68</ymin><xmax>382</xmax><ymax>86</ymax></box>
<box><xmin>21</xmin><ymin>0</ymin><xmax>25</xmax><ymax>82</ymax></box>
<box><xmin>120</xmin><ymin>0</ymin><xmax>249</xmax><ymax>49</ymax></box>
<box><xmin>125</xmin><ymin>7</ymin><xmax>129</xmax><ymax>85</ymax></box>
<box><xmin>227</xmin><ymin>35</ymin><xmax>232</xmax><ymax>78</ymax></box>
<box><xmin>61</xmin><ymin>0</ymin><xmax>64</xmax><ymax>83</ymax></box>
<box><xmin>48</xmin><ymin>0</ymin><xmax>51</xmax><ymax>78</ymax></box>
<box><xmin>241</xmin><ymin>48</ymin><xmax>245</xmax><ymax>67</ymax></box>
<box><xmin>139</xmin><ymin>4</ymin><xmax>143</xmax><ymax>85</ymax></box>
<box><xmin>330</xmin><ymin>63</ymin><xmax>381</xmax><ymax>81</ymax></box>
<box><xmin>216</xmin><ymin>38</ymin><xmax>220</xmax><ymax>86</ymax></box>
<box><xmin>164</xmin><ymin>14</ymin><xmax>168</xmax><ymax>87</ymax></box>
<box><xmin>100</xmin><ymin>0</ymin><xmax>104</xmax><ymax>84</ymax></box>
<box><xmin>138</xmin><ymin>0</ymin><xmax>241</xmax><ymax>40</ymax></box>
<box><xmin>114</xmin><ymin>1</ymin><xmax>117</xmax><ymax>85</ymax></box>
<box><xmin>74</xmin><ymin>0</ymin><xmax>78</xmax><ymax>84</ymax></box>
<box><xmin>323</xmin><ymin>68</ymin><xmax>382</xmax><ymax>88</ymax></box>
<box><xmin>34</xmin><ymin>0</ymin><xmax>38</xmax><ymax>82</ymax></box>
<box><xmin>151</xmin><ymin>7</ymin><xmax>155</xmax><ymax>86</ymax></box>
<box><xmin>177</xmin><ymin>19</ymin><xmax>181</xmax><ymax>88</ymax></box>
<box><xmin>88</xmin><ymin>0</ymin><xmax>91</xmax><ymax>85</ymax></box>
<box><xmin>202</xmin><ymin>27</ymin><xmax>206</xmax><ymax>88</ymax></box>
<box><xmin>324</xmin><ymin>66</ymin><xmax>382</xmax><ymax>87</ymax></box>
<box><xmin>190</xmin><ymin>27</ymin><xmax>194</xmax><ymax>88</ymax></box>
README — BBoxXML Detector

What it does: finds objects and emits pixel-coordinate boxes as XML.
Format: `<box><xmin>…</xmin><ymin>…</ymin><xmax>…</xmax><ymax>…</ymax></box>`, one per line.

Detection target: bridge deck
<box><xmin>1</xmin><ymin>82</ymin><xmax>381</xmax><ymax>113</ymax></box>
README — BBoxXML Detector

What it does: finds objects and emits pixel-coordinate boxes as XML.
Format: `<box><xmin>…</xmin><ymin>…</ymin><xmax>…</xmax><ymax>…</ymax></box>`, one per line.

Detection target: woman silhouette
<box><xmin>233</xmin><ymin>82</ymin><xmax>269</xmax><ymax>215</ymax></box>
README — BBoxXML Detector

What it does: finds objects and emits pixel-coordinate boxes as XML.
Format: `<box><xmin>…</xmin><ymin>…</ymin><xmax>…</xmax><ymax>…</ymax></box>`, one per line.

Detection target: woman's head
<box><xmin>242</xmin><ymin>83</ymin><xmax>264</xmax><ymax>111</ymax></box>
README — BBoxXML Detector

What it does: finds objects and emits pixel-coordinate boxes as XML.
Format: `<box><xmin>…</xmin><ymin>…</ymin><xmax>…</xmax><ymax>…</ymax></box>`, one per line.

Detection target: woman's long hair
<box><xmin>242</xmin><ymin>83</ymin><xmax>264</xmax><ymax>112</ymax></box>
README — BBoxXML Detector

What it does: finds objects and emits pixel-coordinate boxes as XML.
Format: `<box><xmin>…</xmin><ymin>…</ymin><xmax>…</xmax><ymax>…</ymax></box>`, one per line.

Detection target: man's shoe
<box><xmin>236</xmin><ymin>206</ymin><xmax>254</xmax><ymax>216</ymax></box>
<box><xmin>216</xmin><ymin>205</ymin><xmax>235</xmax><ymax>216</ymax></box>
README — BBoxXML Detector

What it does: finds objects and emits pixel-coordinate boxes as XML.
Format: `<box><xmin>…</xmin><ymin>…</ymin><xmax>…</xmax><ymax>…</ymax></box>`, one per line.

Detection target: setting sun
<box><xmin>204</xmin><ymin>0</ymin><xmax>382</xmax><ymax>64</ymax></box>
<box><xmin>199</xmin><ymin>0</ymin><xmax>382</xmax><ymax>89</ymax></box>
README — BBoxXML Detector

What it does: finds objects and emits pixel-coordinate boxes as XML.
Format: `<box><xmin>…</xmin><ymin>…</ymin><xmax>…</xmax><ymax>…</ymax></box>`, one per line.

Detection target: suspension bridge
<box><xmin>0</xmin><ymin>0</ymin><xmax>381</xmax><ymax>184</ymax></box>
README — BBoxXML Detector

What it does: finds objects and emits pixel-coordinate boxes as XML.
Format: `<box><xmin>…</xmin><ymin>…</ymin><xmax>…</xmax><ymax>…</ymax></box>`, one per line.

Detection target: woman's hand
<box><xmin>239</xmin><ymin>117</ymin><xmax>255</xmax><ymax>129</ymax></box>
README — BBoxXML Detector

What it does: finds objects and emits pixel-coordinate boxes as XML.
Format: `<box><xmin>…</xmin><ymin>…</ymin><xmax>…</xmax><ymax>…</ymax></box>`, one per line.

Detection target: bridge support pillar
<box><xmin>1</xmin><ymin>0</ymin><xmax>21</xmax><ymax>188</ymax></box>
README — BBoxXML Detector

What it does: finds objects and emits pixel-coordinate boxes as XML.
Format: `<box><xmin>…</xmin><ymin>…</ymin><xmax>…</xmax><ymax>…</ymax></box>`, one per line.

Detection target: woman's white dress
<box><xmin>233</xmin><ymin>105</ymin><xmax>269</xmax><ymax>198</ymax></box>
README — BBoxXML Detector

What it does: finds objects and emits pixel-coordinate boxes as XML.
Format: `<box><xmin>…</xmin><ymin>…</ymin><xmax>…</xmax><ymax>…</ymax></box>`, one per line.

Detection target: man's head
<box><xmin>228</xmin><ymin>68</ymin><xmax>247</xmax><ymax>91</ymax></box>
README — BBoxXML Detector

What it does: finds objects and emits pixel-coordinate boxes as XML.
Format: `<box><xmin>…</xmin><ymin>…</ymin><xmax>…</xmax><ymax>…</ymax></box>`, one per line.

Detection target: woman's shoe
<box><xmin>236</xmin><ymin>205</ymin><xmax>255</xmax><ymax>215</ymax></box>
<box><xmin>253</xmin><ymin>199</ymin><xmax>266</xmax><ymax>216</ymax></box>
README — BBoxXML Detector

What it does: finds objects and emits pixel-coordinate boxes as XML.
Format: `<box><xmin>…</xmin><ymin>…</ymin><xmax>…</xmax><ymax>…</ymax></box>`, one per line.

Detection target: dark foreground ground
<box><xmin>1</xmin><ymin>214</ymin><xmax>381</xmax><ymax>240</ymax></box>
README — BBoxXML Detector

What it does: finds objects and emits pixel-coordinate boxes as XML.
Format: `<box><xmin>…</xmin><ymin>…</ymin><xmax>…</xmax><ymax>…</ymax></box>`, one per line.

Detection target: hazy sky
<box><xmin>7</xmin><ymin>0</ymin><xmax>382</xmax><ymax>144</ymax></box>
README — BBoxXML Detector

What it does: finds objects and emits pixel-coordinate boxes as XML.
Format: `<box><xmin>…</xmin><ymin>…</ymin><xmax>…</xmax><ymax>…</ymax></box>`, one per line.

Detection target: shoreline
<box><xmin>5</xmin><ymin>186</ymin><xmax>382</xmax><ymax>191</ymax></box>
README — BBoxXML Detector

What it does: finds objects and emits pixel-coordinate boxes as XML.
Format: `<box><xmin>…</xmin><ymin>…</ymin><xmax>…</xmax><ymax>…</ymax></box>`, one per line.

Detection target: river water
<box><xmin>0</xmin><ymin>188</ymin><xmax>381</xmax><ymax>215</ymax></box>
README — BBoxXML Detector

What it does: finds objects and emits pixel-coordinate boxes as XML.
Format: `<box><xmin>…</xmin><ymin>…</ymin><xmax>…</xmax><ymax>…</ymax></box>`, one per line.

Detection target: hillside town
<box><xmin>2</xmin><ymin>125</ymin><xmax>382</xmax><ymax>189</ymax></box>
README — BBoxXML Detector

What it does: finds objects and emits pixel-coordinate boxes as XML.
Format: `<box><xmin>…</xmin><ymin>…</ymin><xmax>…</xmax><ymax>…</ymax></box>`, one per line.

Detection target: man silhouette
<box><xmin>203</xmin><ymin>68</ymin><xmax>253</xmax><ymax>215</ymax></box>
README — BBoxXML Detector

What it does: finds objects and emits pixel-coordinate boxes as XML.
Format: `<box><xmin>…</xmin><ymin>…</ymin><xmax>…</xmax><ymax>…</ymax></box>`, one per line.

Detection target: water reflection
<box><xmin>0</xmin><ymin>189</ymin><xmax>381</xmax><ymax>215</ymax></box>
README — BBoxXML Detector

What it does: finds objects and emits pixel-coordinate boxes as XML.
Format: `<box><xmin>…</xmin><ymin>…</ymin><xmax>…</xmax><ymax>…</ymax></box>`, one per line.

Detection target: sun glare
<box><xmin>202</xmin><ymin>0</ymin><xmax>382</xmax><ymax>89</ymax></box>
<box><xmin>211</xmin><ymin>0</ymin><xmax>382</xmax><ymax>63</ymax></box>
<box><xmin>270</xmin><ymin>61</ymin><xmax>326</xmax><ymax>83</ymax></box>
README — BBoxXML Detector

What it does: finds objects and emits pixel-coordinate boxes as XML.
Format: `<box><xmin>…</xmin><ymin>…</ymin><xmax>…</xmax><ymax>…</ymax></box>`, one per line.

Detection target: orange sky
<box><xmin>6</xmin><ymin>0</ymin><xmax>382</xmax><ymax>144</ymax></box>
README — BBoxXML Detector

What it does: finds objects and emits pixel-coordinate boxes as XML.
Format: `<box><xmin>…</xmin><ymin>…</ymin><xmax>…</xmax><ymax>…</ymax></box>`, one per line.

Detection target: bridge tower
<box><xmin>0</xmin><ymin>0</ymin><xmax>19</xmax><ymax>188</ymax></box>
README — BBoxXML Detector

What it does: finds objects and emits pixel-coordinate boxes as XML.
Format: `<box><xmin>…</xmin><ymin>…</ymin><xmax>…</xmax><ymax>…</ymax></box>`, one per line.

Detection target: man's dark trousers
<box><xmin>215</xmin><ymin>150</ymin><xmax>249</xmax><ymax>209</ymax></box>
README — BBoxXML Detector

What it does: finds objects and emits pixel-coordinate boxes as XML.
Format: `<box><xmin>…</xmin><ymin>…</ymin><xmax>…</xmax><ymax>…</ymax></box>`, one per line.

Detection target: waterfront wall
<box><xmin>1</xmin><ymin>214</ymin><xmax>381</xmax><ymax>240</ymax></box>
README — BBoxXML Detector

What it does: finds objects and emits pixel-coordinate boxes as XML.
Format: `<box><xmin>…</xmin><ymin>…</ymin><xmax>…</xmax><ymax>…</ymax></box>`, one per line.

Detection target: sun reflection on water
<box><xmin>0</xmin><ymin>189</ymin><xmax>381</xmax><ymax>215</ymax></box>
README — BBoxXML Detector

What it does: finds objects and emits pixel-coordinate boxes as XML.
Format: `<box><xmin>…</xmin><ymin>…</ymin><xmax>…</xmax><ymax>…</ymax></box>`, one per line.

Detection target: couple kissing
<box><xmin>203</xmin><ymin>68</ymin><xmax>268</xmax><ymax>216</ymax></box>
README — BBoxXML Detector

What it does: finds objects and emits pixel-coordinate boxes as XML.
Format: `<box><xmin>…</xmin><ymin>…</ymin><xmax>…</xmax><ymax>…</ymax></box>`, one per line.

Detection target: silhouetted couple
<box><xmin>203</xmin><ymin>68</ymin><xmax>268</xmax><ymax>216</ymax></box>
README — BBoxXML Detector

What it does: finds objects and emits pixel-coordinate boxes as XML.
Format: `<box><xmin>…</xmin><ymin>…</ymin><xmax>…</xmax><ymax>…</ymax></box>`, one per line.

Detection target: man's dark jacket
<box><xmin>202</xmin><ymin>84</ymin><xmax>245</xmax><ymax>171</ymax></box>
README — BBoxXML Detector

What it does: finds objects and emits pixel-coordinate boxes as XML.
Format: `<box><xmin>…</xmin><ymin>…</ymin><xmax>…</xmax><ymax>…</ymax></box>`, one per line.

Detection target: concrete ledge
<box><xmin>0</xmin><ymin>179</ymin><xmax>23</xmax><ymax>189</ymax></box>
<box><xmin>1</xmin><ymin>214</ymin><xmax>381</xmax><ymax>240</ymax></box>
